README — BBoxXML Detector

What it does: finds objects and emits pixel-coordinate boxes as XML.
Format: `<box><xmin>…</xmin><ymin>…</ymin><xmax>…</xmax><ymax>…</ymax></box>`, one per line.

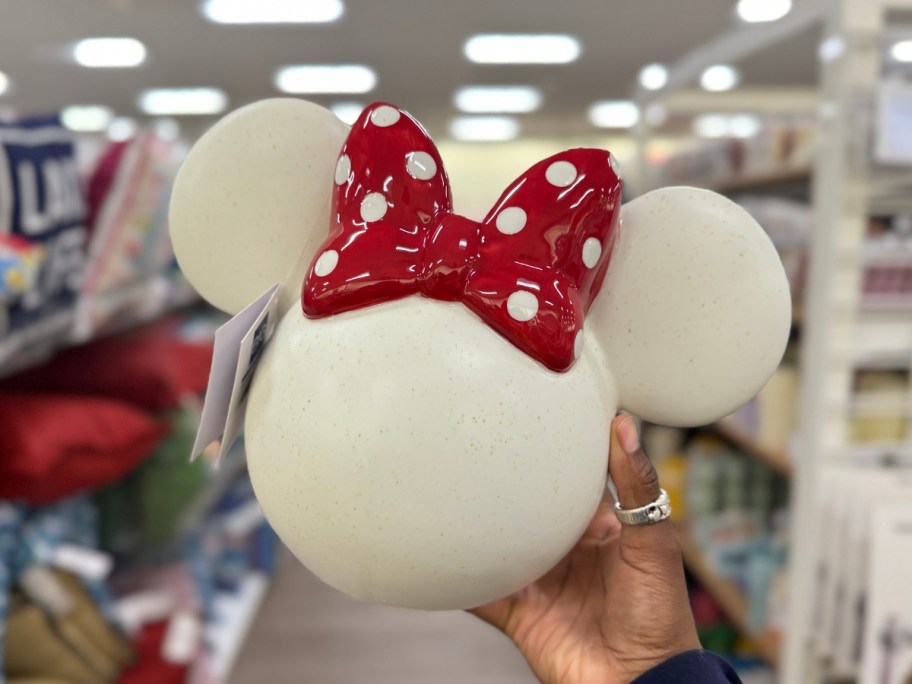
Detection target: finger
<box><xmin>609</xmin><ymin>415</ymin><xmax>679</xmax><ymax>559</ymax></box>
<box><xmin>610</xmin><ymin>415</ymin><xmax>661</xmax><ymax>508</ymax></box>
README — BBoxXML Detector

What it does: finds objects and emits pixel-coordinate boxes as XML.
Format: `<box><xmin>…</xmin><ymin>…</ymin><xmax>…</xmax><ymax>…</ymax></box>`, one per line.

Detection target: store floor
<box><xmin>230</xmin><ymin>549</ymin><xmax>536</xmax><ymax>683</ymax></box>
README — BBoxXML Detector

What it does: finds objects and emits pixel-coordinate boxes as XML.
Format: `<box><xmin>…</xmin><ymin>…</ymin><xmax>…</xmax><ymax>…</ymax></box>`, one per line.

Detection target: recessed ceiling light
<box><xmin>153</xmin><ymin>118</ymin><xmax>181</xmax><ymax>141</ymax></box>
<box><xmin>729</xmin><ymin>114</ymin><xmax>761</xmax><ymax>138</ymax></box>
<box><xmin>61</xmin><ymin>105</ymin><xmax>114</xmax><ymax>132</ymax></box>
<box><xmin>107</xmin><ymin>117</ymin><xmax>138</xmax><ymax>141</ymax></box>
<box><xmin>693</xmin><ymin>113</ymin><xmax>762</xmax><ymax>139</ymax></box>
<box><xmin>891</xmin><ymin>40</ymin><xmax>912</xmax><ymax>62</ymax></box>
<box><xmin>202</xmin><ymin>0</ymin><xmax>343</xmax><ymax>23</ymax></box>
<box><xmin>700</xmin><ymin>64</ymin><xmax>739</xmax><ymax>92</ymax></box>
<box><xmin>73</xmin><ymin>38</ymin><xmax>146</xmax><ymax>68</ymax></box>
<box><xmin>454</xmin><ymin>86</ymin><xmax>542</xmax><ymax>114</ymax></box>
<box><xmin>639</xmin><ymin>64</ymin><xmax>668</xmax><ymax>91</ymax></box>
<box><xmin>737</xmin><ymin>0</ymin><xmax>792</xmax><ymax>23</ymax></box>
<box><xmin>0</xmin><ymin>71</ymin><xmax>8</xmax><ymax>96</ymax></box>
<box><xmin>588</xmin><ymin>101</ymin><xmax>640</xmax><ymax>129</ymax></box>
<box><xmin>274</xmin><ymin>65</ymin><xmax>376</xmax><ymax>94</ymax></box>
<box><xmin>463</xmin><ymin>34</ymin><xmax>581</xmax><ymax>65</ymax></box>
<box><xmin>138</xmin><ymin>88</ymin><xmax>228</xmax><ymax>115</ymax></box>
<box><xmin>693</xmin><ymin>114</ymin><xmax>729</xmax><ymax>138</ymax></box>
<box><xmin>818</xmin><ymin>36</ymin><xmax>845</xmax><ymax>62</ymax></box>
<box><xmin>450</xmin><ymin>116</ymin><xmax>519</xmax><ymax>142</ymax></box>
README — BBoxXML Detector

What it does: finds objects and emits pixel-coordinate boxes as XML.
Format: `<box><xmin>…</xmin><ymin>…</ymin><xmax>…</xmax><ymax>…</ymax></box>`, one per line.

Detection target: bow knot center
<box><xmin>417</xmin><ymin>213</ymin><xmax>480</xmax><ymax>301</ymax></box>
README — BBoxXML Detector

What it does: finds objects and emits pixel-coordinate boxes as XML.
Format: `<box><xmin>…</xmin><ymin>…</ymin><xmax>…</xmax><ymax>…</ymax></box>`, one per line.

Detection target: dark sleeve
<box><xmin>630</xmin><ymin>650</ymin><xmax>742</xmax><ymax>684</ymax></box>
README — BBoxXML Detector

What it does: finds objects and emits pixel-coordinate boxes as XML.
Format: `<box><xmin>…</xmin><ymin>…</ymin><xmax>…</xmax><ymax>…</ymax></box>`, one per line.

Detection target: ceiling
<box><xmin>0</xmin><ymin>0</ymin><xmax>822</xmax><ymax>141</ymax></box>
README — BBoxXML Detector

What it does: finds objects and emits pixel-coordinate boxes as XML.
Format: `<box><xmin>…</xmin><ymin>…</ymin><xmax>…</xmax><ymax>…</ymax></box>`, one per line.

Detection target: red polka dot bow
<box><xmin>302</xmin><ymin>103</ymin><xmax>623</xmax><ymax>372</ymax></box>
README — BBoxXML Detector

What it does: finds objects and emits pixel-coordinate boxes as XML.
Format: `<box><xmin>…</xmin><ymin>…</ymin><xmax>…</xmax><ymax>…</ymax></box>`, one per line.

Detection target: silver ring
<box><xmin>614</xmin><ymin>489</ymin><xmax>671</xmax><ymax>526</ymax></box>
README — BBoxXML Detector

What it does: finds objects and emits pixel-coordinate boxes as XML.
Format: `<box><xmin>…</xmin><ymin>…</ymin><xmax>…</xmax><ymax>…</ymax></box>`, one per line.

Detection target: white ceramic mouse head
<box><xmin>170</xmin><ymin>99</ymin><xmax>791</xmax><ymax>610</ymax></box>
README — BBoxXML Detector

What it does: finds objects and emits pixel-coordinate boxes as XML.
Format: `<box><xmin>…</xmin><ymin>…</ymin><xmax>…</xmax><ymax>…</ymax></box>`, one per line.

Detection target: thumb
<box><xmin>609</xmin><ymin>415</ymin><xmax>678</xmax><ymax>561</ymax></box>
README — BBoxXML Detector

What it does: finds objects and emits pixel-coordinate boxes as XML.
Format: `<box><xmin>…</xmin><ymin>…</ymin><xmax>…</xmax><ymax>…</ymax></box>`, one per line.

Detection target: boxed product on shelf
<box><xmin>652</xmin><ymin>427</ymin><xmax>791</xmax><ymax>647</ymax></box>
<box><xmin>849</xmin><ymin>369</ymin><xmax>909</xmax><ymax>444</ymax></box>
<box><xmin>859</xmin><ymin>502</ymin><xmax>912</xmax><ymax>684</ymax></box>
<box><xmin>0</xmin><ymin>115</ymin><xmax>88</xmax><ymax>373</ymax></box>
<box><xmin>75</xmin><ymin>131</ymin><xmax>187</xmax><ymax>341</ymax></box>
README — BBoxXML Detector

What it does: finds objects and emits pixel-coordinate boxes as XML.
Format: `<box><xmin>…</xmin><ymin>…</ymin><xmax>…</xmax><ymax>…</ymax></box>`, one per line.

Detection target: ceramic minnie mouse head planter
<box><xmin>170</xmin><ymin>99</ymin><xmax>790</xmax><ymax>610</ymax></box>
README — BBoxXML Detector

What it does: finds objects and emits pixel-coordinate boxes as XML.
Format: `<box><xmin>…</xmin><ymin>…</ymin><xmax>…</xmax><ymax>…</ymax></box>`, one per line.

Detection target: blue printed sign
<box><xmin>0</xmin><ymin>116</ymin><xmax>87</xmax><ymax>364</ymax></box>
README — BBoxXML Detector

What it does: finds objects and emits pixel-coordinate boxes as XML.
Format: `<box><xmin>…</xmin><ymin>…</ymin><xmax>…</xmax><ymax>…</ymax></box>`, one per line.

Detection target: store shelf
<box><xmin>713</xmin><ymin>418</ymin><xmax>793</xmax><ymax>476</ymax></box>
<box><xmin>705</xmin><ymin>167</ymin><xmax>812</xmax><ymax>194</ymax></box>
<box><xmin>675</xmin><ymin>522</ymin><xmax>782</xmax><ymax>668</ymax></box>
<box><xmin>207</xmin><ymin>571</ymin><xmax>273</xmax><ymax>682</ymax></box>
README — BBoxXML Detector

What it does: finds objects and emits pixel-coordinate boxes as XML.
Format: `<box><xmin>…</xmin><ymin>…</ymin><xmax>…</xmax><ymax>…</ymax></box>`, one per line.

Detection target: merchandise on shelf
<box><xmin>654</xmin><ymin>431</ymin><xmax>790</xmax><ymax>641</ymax></box>
<box><xmin>0</xmin><ymin>115</ymin><xmax>88</xmax><ymax>372</ymax></box>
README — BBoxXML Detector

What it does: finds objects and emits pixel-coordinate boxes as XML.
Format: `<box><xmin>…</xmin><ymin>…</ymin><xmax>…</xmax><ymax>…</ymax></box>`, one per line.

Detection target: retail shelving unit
<box><xmin>635</xmin><ymin>1</ymin><xmax>912</xmax><ymax>682</ymax></box>
<box><xmin>675</xmin><ymin>522</ymin><xmax>782</xmax><ymax>668</ymax></box>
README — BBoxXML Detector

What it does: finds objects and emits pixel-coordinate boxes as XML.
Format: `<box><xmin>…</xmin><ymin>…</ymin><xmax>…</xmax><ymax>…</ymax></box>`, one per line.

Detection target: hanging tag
<box><xmin>191</xmin><ymin>284</ymin><xmax>279</xmax><ymax>462</ymax></box>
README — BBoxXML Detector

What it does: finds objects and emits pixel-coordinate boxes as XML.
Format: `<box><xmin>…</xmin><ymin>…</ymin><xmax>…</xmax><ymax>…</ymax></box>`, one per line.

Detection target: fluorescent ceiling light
<box><xmin>330</xmin><ymin>102</ymin><xmax>365</xmax><ymax>125</ymax></box>
<box><xmin>818</xmin><ymin>36</ymin><xmax>845</xmax><ymax>62</ymax></box>
<box><xmin>737</xmin><ymin>0</ymin><xmax>792</xmax><ymax>23</ymax></box>
<box><xmin>693</xmin><ymin>114</ymin><xmax>729</xmax><ymax>138</ymax></box>
<box><xmin>639</xmin><ymin>63</ymin><xmax>668</xmax><ymax>91</ymax></box>
<box><xmin>202</xmin><ymin>0</ymin><xmax>343</xmax><ymax>23</ymax></box>
<box><xmin>891</xmin><ymin>40</ymin><xmax>912</xmax><ymax>62</ymax></box>
<box><xmin>138</xmin><ymin>88</ymin><xmax>227</xmax><ymax>115</ymax></box>
<box><xmin>588</xmin><ymin>100</ymin><xmax>640</xmax><ymax>129</ymax></box>
<box><xmin>274</xmin><ymin>65</ymin><xmax>376</xmax><ymax>94</ymax></box>
<box><xmin>61</xmin><ymin>105</ymin><xmax>113</xmax><ymax>132</ymax></box>
<box><xmin>729</xmin><ymin>114</ymin><xmax>761</xmax><ymax>138</ymax></box>
<box><xmin>463</xmin><ymin>34</ymin><xmax>581</xmax><ymax>64</ymax></box>
<box><xmin>700</xmin><ymin>64</ymin><xmax>739</xmax><ymax>92</ymax></box>
<box><xmin>153</xmin><ymin>118</ymin><xmax>181</xmax><ymax>141</ymax></box>
<box><xmin>454</xmin><ymin>86</ymin><xmax>542</xmax><ymax>113</ymax></box>
<box><xmin>693</xmin><ymin>113</ymin><xmax>762</xmax><ymax>139</ymax></box>
<box><xmin>0</xmin><ymin>71</ymin><xmax>8</xmax><ymax>96</ymax></box>
<box><xmin>450</xmin><ymin>116</ymin><xmax>519</xmax><ymax>142</ymax></box>
<box><xmin>107</xmin><ymin>117</ymin><xmax>138</xmax><ymax>141</ymax></box>
<box><xmin>73</xmin><ymin>37</ymin><xmax>146</xmax><ymax>68</ymax></box>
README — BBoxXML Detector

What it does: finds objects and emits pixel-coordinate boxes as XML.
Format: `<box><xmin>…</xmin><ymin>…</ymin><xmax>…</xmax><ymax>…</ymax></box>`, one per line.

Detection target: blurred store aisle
<box><xmin>230</xmin><ymin>550</ymin><xmax>535</xmax><ymax>684</ymax></box>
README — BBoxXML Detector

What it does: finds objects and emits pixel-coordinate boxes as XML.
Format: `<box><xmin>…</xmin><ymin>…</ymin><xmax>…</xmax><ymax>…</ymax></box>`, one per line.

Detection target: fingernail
<box><xmin>617</xmin><ymin>417</ymin><xmax>640</xmax><ymax>454</ymax></box>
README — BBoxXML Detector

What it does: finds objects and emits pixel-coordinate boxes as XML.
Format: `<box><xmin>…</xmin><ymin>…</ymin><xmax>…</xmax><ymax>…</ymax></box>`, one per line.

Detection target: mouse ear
<box><xmin>589</xmin><ymin>187</ymin><xmax>791</xmax><ymax>427</ymax></box>
<box><xmin>169</xmin><ymin>98</ymin><xmax>349</xmax><ymax>314</ymax></box>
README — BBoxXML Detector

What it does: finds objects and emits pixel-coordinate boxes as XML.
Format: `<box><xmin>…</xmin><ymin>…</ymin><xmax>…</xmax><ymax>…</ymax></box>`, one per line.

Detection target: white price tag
<box><xmin>191</xmin><ymin>284</ymin><xmax>279</xmax><ymax>462</ymax></box>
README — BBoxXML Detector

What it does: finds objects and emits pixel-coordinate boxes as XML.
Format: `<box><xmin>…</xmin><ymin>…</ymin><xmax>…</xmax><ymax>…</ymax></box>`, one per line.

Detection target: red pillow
<box><xmin>0</xmin><ymin>393</ymin><xmax>168</xmax><ymax>505</ymax></box>
<box><xmin>0</xmin><ymin>324</ymin><xmax>213</xmax><ymax>411</ymax></box>
<box><xmin>117</xmin><ymin>621</ymin><xmax>190</xmax><ymax>684</ymax></box>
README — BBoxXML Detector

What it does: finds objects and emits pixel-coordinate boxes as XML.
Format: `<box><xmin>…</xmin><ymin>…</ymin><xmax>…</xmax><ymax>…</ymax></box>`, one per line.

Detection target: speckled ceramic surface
<box><xmin>169</xmin><ymin>98</ymin><xmax>791</xmax><ymax>609</ymax></box>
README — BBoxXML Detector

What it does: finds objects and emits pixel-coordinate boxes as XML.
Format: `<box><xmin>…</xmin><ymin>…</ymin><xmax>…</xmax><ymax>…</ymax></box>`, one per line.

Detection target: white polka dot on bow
<box><xmin>609</xmin><ymin>154</ymin><xmax>622</xmax><ymax>179</ymax></box>
<box><xmin>371</xmin><ymin>106</ymin><xmax>401</xmax><ymax>127</ymax></box>
<box><xmin>496</xmin><ymin>207</ymin><xmax>527</xmax><ymax>235</ymax></box>
<box><xmin>314</xmin><ymin>249</ymin><xmax>339</xmax><ymax>277</ymax></box>
<box><xmin>406</xmin><ymin>151</ymin><xmax>437</xmax><ymax>180</ymax></box>
<box><xmin>360</xmin><ymin>192</ymin><xmax>388</xmax><ymax>222</ymax></box>
<box><xmin>545</xmin><ymin>160</ymin><xmax>577</xmax><ymax>188</ymax></box>
<box><xmin>582</xmin><ymin>237</ymin><xmax>602</xmax><ymax>269</ymax></box>
<box><xmin>335</xmin><ymin>155</ymin><xmax>351</xmax><ymax>186</ymax></box>
<box><xmin>507</xmin><ymin>290</ymin><xmax>538</xmax><ymax>322</ymax></box>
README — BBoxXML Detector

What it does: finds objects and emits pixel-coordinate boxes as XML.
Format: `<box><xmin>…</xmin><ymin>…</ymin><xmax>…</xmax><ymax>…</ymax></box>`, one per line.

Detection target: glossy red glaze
<box><xmin>302</xmin><ymin>103</ymin><xmax>623</xmax><ymax>372</ymax></box>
